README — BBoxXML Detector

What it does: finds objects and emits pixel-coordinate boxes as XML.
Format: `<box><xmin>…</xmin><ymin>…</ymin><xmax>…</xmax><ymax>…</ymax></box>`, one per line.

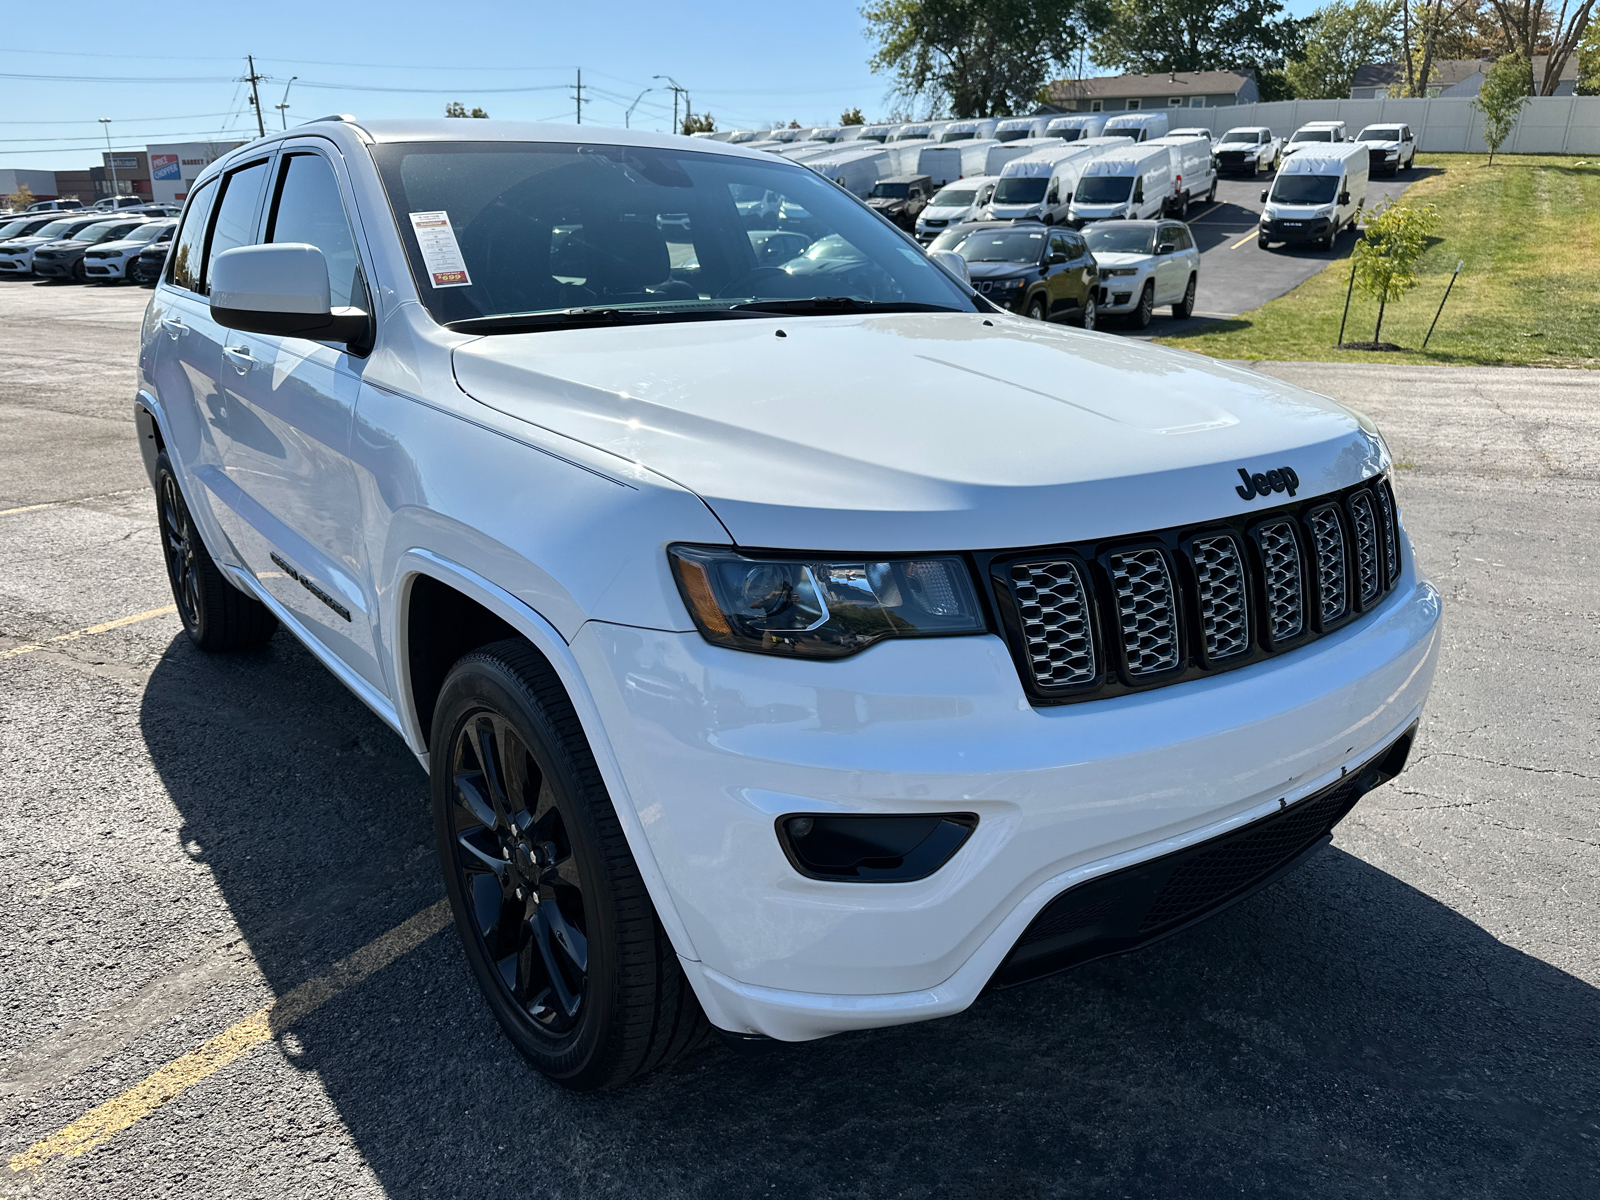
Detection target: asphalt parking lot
<box><xmin>2</xmin><ymin>278</ymin><xmax>1597</xmax><ymax>1199</ymax></box>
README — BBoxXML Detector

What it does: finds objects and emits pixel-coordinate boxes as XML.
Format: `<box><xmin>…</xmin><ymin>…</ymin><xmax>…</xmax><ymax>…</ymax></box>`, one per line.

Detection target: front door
<box><xmin>211</xmin><ymin>144</ymin><xmax>384</xmax><ymax>689</ymax></box>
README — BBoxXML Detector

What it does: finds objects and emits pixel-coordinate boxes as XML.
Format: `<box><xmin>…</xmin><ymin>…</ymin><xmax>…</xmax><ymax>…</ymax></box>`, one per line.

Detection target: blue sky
<box><xmin>2</xmin><ymin>0</ymin><xmax>1321</xmax><ymax>171</ymax></box>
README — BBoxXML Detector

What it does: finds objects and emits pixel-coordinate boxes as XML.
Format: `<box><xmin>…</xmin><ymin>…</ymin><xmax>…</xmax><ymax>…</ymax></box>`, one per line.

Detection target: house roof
<box><xmin>1044</xmin><ymin>70</ymin><xmax>1255</xmax><ymax>103</ymax></box>
<box><xmin>1352</xmin><ymin>56</ymin><xmax>1577</xmax><ymax>89</ymax></box>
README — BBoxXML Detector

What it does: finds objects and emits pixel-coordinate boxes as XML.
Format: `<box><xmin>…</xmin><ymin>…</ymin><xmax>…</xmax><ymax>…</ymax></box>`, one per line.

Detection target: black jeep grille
<box><xmin>990</xmin><ymin>476</ymin><xmax>1402</xmax><ymax>704</ymax></box>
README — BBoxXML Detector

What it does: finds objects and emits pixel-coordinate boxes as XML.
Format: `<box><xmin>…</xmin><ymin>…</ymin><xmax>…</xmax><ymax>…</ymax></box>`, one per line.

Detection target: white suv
<box><xmin>135</xmin><ymin>118</ymin><xmax>1441</xmax><ymax>1091</ymax></box>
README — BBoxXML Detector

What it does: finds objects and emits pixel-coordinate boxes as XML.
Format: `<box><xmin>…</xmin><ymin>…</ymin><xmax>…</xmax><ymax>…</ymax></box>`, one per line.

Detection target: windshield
<box><xmin>126</xmin><ymin>223</ymin><xmax>171</xmax><ymax>243</ymax></box>
<box><xmin>1291</xmin><ymin>129</ymin><xmax>1334</xmax><ymax>142</ymax></box>
<box><xmin>994</xmin><ymin>128</ymin><xmax>1031</xmax><ymax>143</ymax></box>
<box><xmin>1103</xmin><ymin>127</ymin><xmax>1143</xmax><ymax>139</ymax></box>
<box><xmin>928</xmin><ymin>185</ymin><xmax>977</xmax><ymax>208</ymax></box>
<box><xmin>1358</xmin><ymin>127</ymin><xmax>1403</xmax><ymax>141</ymax></box>
<box><xmin>0</xmin><ymin>220</ymin><xmax>29</xmax><ymax>238</ymax></box>
<box><xmin>993</xmin><ymin>176</ymin><xmax>1048</xmax><ymax>204</ymax></box>
<box><xmin>1271</xmin><ymin>175</ymin><xmax>1339</xmax><ymax>205</ymax></box>
<box><xmin>1220</xmin><ymin>131</ymin><xmax>1259</xmax><ymax>144</ymax></box>
<box><xmin>1084</xmin><ymin>225</ymin><xmax>1156</xmax><ymax>255</ymax></box>
<box><xmin>941</xmin><ymin>131</ymin><xmax>977</xmax><ymax>142</ymax></box>
<box><xmin>371</xmin><ymin>141</ymin><xmax>973</xmax><ymax>327</ymax></box>
<box><xmin>953</xmin><ymin>229</ymin><xmax>1045</xmax><ymax>264</ymax></box>
<box><xmin>1075</xmin><ymin>175</ymin><xmax>1133</xmax><ymax>204</ymax></box>
<box><xmin>72</xmin><ymin>223</ymin><xmax>123</xmax><ymax>243</ymax></box>
<box><xmin>868</xmin><ymin>182</ymin><xmax>910</xmax><ymax>199</ymax></box>
<box><xmin>1051</xmin><ymin>128</ymin><xmax>1083</xmax><ymax>141</ymax></box>
<box><xmin>36</xmin><ymin>219</ymin><xmax>75</xmax><ymax>238</ymax></box>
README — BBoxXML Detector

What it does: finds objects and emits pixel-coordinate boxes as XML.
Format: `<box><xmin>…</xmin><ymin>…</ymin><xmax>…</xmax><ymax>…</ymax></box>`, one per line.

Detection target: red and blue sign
<box><xmin>151</xmin><ymin>154</ymin><xmax>180</xmax><ymax>181</ymax></box>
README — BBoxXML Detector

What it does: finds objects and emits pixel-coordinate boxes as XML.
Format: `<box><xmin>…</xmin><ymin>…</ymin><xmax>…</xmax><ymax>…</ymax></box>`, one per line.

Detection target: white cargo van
<box><xmin>1148</xmin><ymin>134</ymin><xmax>1217</xmax><ymax>217</ymax></box>
<box><xmin>988</xmin><ymin>145</ymin><xmax>1101</xmax><ymax>224</ymax></box>
<box><xmin>918</xmin><ymin>140</ymin><xmax>1003</xmax><ymax>186</ymax></box>
<box><xmin>994</xmin><ymin>116</ymin><xmax>1052</xmax><ymax>142</ymax></box>
<box><xmin>1046</xmin><ymin>114</ymin><xmax>1110</xmax><ymax>141</ymax></box>
<box><xmin>939</xmin><ymin>119</ymin><xmax>1000</xmax><ymax>142</ymax></box>
<box><xmin>1068</xmin><ymin>144</ymin><xmax>1173</xmax><ymax>224</ymax></box>
<box><xmin>1102</xmin><ymin>112</ymin><xmax>1170</xmax><ymax>143</ymax></box>
<box><xmin>803</xmin><ymin>145</ymin><xmax>893</xmax><ymax>198</ymax></box>
<box><xmin>914</xmin><ymin>175</ymin><xmax>999</xmax><ymax>241</ymax></box>
<box><xmin>1258</xmin><ymin>142</ymin><xmax>1368</xmax><ymax>251</ymax></box>
<box><xmin>985</xmin><ymin>140</ymin><xmax>1046</xmax><ymax>177</ymax></box>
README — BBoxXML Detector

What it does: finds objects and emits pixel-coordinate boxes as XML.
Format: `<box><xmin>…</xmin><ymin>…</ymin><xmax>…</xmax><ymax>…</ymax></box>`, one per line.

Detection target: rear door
<box><xmin>211</xmin><ymin>142</ymin><xmax>383</xmax><ymax>688</ymax></box>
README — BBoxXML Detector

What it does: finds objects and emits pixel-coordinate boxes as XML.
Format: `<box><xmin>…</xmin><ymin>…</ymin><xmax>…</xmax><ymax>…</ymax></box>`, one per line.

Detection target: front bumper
<box><xmin>1261</xmin><ymin>217</ymin><xmax>1332</xmax><ymax>245</ymax></box>
<box><xmin>83</xmin><ymin>256</ymin><xmax>128</xmax><ymax>278</ymax></box>
<box><xmin>572</xmin><ymin>554</ymin><xmax>1441</xmax><ymax>1041</ymax></box>
<box><xmin>1095</xmin><ymin>275</ymin><xmax>1149</xmax><ymax>312</ymax></box>
<box><xmin>32</xmin><ymin>256</ymin><xmax>78</xmax><ymax>278</ymax></box>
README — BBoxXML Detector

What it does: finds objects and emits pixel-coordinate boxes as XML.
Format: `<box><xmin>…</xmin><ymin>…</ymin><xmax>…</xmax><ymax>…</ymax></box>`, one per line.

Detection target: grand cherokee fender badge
<box><xmin>1235</xmin><ymin>466</ymin><xmax>1300</xmax><ymax>501</ymax></box>
<box><xmin>269</xmin><ymin>552</ymin><xmax>352</xmax><ymax>622</ymax></box>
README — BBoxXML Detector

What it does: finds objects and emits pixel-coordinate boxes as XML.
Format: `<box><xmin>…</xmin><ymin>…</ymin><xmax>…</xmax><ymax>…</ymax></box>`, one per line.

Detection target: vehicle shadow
<box><xmin>139</xmin><ymin>634</ymin><xmax>1600</xmax><ymax>1200</ymax></box>
<box><xmin>1185</xmin><ymin>202</ymin><xmax>1259</xmax><ymax>252</ymax></box>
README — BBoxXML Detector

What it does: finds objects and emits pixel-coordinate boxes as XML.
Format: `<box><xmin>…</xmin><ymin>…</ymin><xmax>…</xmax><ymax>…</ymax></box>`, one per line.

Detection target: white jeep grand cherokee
<box><xmin>134</xmin><ymin>118</ymin><xmax>1441</xmax><ymax>1090</ymax></box>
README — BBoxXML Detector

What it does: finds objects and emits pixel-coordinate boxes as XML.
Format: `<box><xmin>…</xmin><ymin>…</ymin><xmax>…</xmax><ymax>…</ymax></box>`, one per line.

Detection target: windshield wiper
<box><xmin>446</xmin><ymin>306</ymin><xmax>759</xmax><ymax>336</ymax></box>
<box><xmin>730</xmin><ymin>297</ymin><xmax>963</xmax><ymax>316</ymax></box>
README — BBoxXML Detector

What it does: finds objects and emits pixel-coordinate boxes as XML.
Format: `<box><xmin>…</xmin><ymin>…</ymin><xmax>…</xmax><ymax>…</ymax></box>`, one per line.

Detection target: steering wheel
<box><xmin>714</xmin><ymin>267</ymin><xmax>795</xmax><ymax>299</ymax></box>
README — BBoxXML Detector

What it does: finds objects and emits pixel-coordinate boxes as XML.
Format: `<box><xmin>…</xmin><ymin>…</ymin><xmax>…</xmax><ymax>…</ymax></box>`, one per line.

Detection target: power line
<box><xmin>0</xmin><ymin>111</ymin><xmax>241</xmax><ymax>126</ymax></box>
<box><xmin>295</xmin><ymin>80</ymin><xmax>569</xmax><ymax>94</ymax></box>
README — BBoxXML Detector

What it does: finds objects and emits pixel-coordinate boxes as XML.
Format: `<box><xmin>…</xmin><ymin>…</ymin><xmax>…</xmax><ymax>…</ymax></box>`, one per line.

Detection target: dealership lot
<box><xmin>2</xmin><ymin>280</ymin><xmax>1597</xmax><ymax>1198</ymax></box>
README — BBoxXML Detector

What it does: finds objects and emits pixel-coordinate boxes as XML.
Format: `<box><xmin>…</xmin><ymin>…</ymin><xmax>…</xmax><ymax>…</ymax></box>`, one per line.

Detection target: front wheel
<box><xmin>1172</xmin><ymin>274</ymin><xmax>1197</xmax><ymax>319</ymax></box>
<box><xmin>1026</xmin><ymin>295</ymin><xmax>1049</xmax><ymax>322</ymax></box>
<box><xmin>432</xmin><ymin>641</ymin><xmax>712</xmax><ymax>1090</ymax></box>
<box><xmin>1206</xmin><ymin>179</ymin><xmax>1217</xmax><ymax>203</ymax></box>
<box><xmin>1130</xmin><ymin>281</ymin><xmax>1155</xmax><ymax>329</ymax></box>
<box><xmin>154</xmin><ymin>451</ymin><xmax>278</xmax><ymax>651</ymax></box>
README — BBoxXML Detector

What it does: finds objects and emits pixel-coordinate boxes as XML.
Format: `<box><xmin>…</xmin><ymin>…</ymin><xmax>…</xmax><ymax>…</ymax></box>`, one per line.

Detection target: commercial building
<box><xmin>1039</xmin><ymin>70</ymin><xmax>1260</xmax><ymax>114</ymax></box>
<box><xmin>0</xmin><ymin>169</ymin><xmax>57</xmax><ymax>201</ymax></box>
<box><xmin>146</xmin><ymin>141</ymin><xmax>245</xmax><ymax>204</ymax></box>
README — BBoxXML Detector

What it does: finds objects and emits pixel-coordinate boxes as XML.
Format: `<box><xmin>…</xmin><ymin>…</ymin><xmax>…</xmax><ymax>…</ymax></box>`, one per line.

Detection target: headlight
<box><xmin>1102</xmin><ymin>267</ymin><xmax>1139</xmax><ymax>277</ymax></box>
<box><xmin>669</xmin><ymin>545</ymin><xmax>986</xmax><ymax>658</ymax></box>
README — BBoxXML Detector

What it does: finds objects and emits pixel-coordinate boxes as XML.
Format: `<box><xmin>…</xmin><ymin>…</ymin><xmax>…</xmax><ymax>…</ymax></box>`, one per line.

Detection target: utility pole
<box><xmin>653</xmin><ymin>75</ymin><xmax>687</xmax><ymax>133</ymax></box>
<box><xmin>98</xmin><ymin>118</ymin><xmax>117</xmax><ymax>202</ymax></box>
<box><xmin>276</xmin><ymin>76</ymin><xmax>297</xmax><ymax>130</ymax></box>
<box><xmin>574</xmin><ymin>68</ymin><xmax>584</xmax><ymax>125</ymax></box>
<box><xmin>245</xmin><ymin>55</ymin><xmax>266</xmax><ymax>138</ymax></box>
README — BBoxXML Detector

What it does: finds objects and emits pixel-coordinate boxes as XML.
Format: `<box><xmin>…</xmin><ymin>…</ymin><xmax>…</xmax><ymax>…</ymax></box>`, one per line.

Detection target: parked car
<box><xmin>82</xmin><ymin>219</ymin><xmax>177</xmax><ymax>282</ymax></box>
<box><xmin>1259</xmin><ymin>142</ymin><xmax>1369</xmax><ymax>251</ymax></box>
<box><xmin>1354</xmin><ymin>124</ymin><xmax>1417</xmax><ymax>175</ymax></box>
<box><xmin>1101</xmin><ymin>112</ymin><xmax>1170</xmax><ymax>142</ymax></box>
<box><xmin>1068</xmin><ymin>144</ymin><xmax>1173</xmax><ymax>224</ymax></box>
<box><xmin>1166</xmin><ymin>127</ymin><xmax>1214</xmax><ymax>144</ymax></box>
<box><xmin>865</xmin><ymin>174</ymin><xmax>933</xmax><ymax>230</ymax></box>
<box><xmin>1283</xmin><ymin>121</ymin><xmax>1350</xmax><ymax>157</ymax></box>
<box><xmin>1045</xmin><ymin>114</ymin><xmax>1110</xmax><ymax>141</ymax></box>
<box><xmin>930</xmin><ymin>220</ymin><xmax>1099</xmax><ymax>327</ymax></box>
<box><xmin>1215</xmin><ymin>127</ymin><xmax>1283</xmax><ymax>175</ymax></box>
<box><xmin>32</xmin><ymin>216</ymin><xmax>150</xmax><ymax>281</ymax></box>
<box><xmin>24</xmin><ymin>198</ymin><xmax>85</xmax><ymax>212</ymax></box>
<box><xmin>0</xmin><ymin>214</ymin><xmax>116</xmax><ymax>277</ymax></box>
<box><xmin>0</xmin><ymin>214</ymin><xmax>66</xmax><ymax>246</ymax></box>
<box><xmin>88</xmin><ymin>195</ymin><xmax>150</xmax><ymax>211</ymax></box>
<box><xmin>914</xmin><ymin>175</ymin><xmax>999</xmax><ymax>241</ymax></box>
<box><xmin>1084</xmin><ymin>218</ymin><xmax>1200</xmax><ymax>327</ymax></box>
<box><xmin>985</xmin><ymin>144</ymin><xmax>1103</xmax><ymax>225</ymax></box>
<box><xmin>138</xmin><ymin>118</ymin><xmax>1437</xmax><ymax>1093</ymax></box>
<box><xmin>1148</xmin><ymin>134</ymin><xmax>1217</xmax><ymax>217</ymax></box>
<box><xmin>130</xmin><ymin>223</ymin><xmax>177</xmax><ymax>285</ymax></box>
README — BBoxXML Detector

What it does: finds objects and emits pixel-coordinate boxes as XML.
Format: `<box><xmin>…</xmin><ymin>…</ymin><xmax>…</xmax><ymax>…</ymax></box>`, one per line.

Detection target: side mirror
<box><xmin>1339</xmin><ymin>190</ymin><xmax>1351</xmax><ymax>206</ymax></box>
<box><xmin>1157</xmin><ymin>242</ymin><xmax>1177</xmax><ymax>255</ymax></box>
<box><xmin>927</xmin><ymin>248</ymin><xmax>970</xmax><ymax>285</ymax></box>
<box><xmin>1048</xmin><ymin>251</ymin><xmax>1068</xmax><ymax>264</ymax></box>
<box><xmin>210</xmin><ymin>244</ymin><xmax>368</xmax><ymax>341</ymax></box>
<box><xmin>1260</xmin><ymin>189</ymin><xmax>1269</xmax><ymax>203</ymax></box>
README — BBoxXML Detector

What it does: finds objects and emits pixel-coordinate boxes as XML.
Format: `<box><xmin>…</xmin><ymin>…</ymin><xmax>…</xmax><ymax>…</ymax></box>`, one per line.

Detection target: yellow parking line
<box><xmin>1230</xmin><ymin>228</ymin><xmax>1261</xmax><ymax>250</ymax></box>
<box><xmin>7</xmin><ymin>900</ymin><xmax>451</xmax><ymax>1177</ymax></box>
<box><xmin>0</xmin><ymin>489</ymin><xmax>143</xmax><ymax>518</ymax></box>
<box><xmin>0</xmin><ymin>605</ymin><xmax>179</xmax><ymax>660</ymax></box>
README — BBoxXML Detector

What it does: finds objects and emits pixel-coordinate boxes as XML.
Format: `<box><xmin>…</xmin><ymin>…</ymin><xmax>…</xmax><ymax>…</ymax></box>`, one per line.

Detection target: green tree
<box><xmin>1350</xmin><ymin>200</ymin><xmax>1441</xmax><ymax>345</ymax></box>
<box><xmin>1472</xmin><ymin>52</ymin><xmax>1530</xmax><ymax>162</ymax></box>
<box><xmin>1577</xmin><ymin>18</ymin><xmax>1600</xmax><ymax>93</ymax></box>
<box><xmin>862</xmin><ymin>0</ymin><xmax>1107</xmax><ymax>118</ymax></box>
<box><xmin>1482</xmin><ymin>0</ymin><xmax>1596</xmax><ymax>94</ymax></box>
<box><xmin>1287</xmin><ymin>0</ymin><xmax>1402</xmax><ymax>97</ymax></box>
<box><xmin>445</xmin><ymin>101</ymin><xmax>489</xmax><ymax>118</ymax></box>
<box><xmin>683</xmin><ymin>111</ymin><xmax>716</xmax><ymax>134</ymax></box>
<box><xmin>840</xmin><ymin>106</ymin><xmax>867</xmax><ymax>124</ymax></box>
<box><xmin>5</xmin><ymin>182</ymin><xmax>34</xmax><ymax>211</ymax></box>
<box><xmin>1091</xmin><ymin>0</ymin><xmax>1306</xmax><ymax>79</ymax></box>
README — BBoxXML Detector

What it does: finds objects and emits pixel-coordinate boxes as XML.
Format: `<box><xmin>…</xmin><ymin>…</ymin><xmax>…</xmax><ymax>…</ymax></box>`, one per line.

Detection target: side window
<box><xmin>1175</xmin><ymin>227</ymin><xmax>1194</xmax><ymax>251</ymax></box>
<box><xmin>266</xmin><ymin>153</ymin><xmax>369</xmax><ymax>311</ymax></box>
<box><xmin>1048</xmin><ymin>232</ymin><xmax>1069</xmax><ymax>260</ymax></box>
<box><xmin>202</xmin><ymin>159</ymin><xmax>270</xmax><ymax>293</ymax></box>
<box><xmin>166</xmin><ymin>178</ymin><xmax>217</xmax><ymax>293</ymax></box>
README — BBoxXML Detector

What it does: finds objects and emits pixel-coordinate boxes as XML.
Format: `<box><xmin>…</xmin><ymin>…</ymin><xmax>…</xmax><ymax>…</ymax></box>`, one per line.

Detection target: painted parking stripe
<box><xmin>0</xmin><ymin>605</ymin><xmax>178</xmax><ymax>660</ymax></box>
<box><xmin>7</xmin><ymin>900</ymin><xmax>451</xmax><ymax>1178</ymax></box>
<box><xmin>1230</xmin><ymin>228</ymin><xmax>1261</xmax><ymax>250</ymax></box>
<box><xmin>0</xmin><ymin>489</ymin><xmax>144</xmax><ymax>518</ymax></box>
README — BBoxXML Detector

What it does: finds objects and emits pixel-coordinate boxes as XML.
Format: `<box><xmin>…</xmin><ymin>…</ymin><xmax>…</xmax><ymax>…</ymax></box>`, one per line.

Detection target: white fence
<box><xmin>1170</xmin><ymin>96</ymin><xmax>1600</xmax><ymax>154</ymax></box>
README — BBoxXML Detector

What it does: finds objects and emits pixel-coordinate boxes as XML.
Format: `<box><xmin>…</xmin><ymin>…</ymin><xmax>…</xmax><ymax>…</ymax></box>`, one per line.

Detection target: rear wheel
<box><xmin>433</xmin><ymin>641</ymin><xmax>712</xmax><ymax>1090</ymax></box>
<box><xmin>154</xmin><ymin>450</ymin><xmax>278</xmax><ymax>651</ymax></box>
<box><xmin>1130</xmin><ymin>281</ymin><xmax>1155</xmax><ymax>329</ymax></box>
<box><xmin>1172</xmin><ymin>274</ymin><xmax>1197</xmax><ymax>319</ymax></box>
<box><xmin>1073</xmin><ymin>293</ymin><xmax>1097</xmax><ymax>330</ymax></box>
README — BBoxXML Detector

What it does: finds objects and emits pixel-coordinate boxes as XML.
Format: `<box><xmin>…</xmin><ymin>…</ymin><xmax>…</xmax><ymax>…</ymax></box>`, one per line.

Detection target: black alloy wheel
<box><xmin>153</xmin><ymin>450</ymin><xmax>278</xmax><ymax>651</ymax></box>
<box><xmin>1131</xmin><ymin>280</ymin><xmax>1155</xmax><ymax>328</ymax></box>
<box><xmin>432</xmin><ymin>641</ymin><xmax>712</xmax><ymax>1090</ymax></box>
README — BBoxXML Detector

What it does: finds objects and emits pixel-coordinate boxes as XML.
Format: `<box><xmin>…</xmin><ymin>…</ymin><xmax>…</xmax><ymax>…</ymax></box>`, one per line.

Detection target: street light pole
<box><xmin>98</xmin><ymin>119</ymin><xmax>117</xmax><ymax>203</ymax></box>
<box><xmin>276</xmin><ymin>76</ymin><xmax>297</xmax><ymax>130</ymax></box>
<box><xmin>625</xmin><ymin>88</ymin><xmax>652</xmax><ymax>129</ymax></box>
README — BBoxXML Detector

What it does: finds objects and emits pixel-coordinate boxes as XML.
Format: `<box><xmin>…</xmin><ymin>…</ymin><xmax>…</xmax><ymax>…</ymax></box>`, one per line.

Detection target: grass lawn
<box><xmin>1155</xmin><ymin>154</ymin><xmax>1600</xmax><ymax>367</ymax></box>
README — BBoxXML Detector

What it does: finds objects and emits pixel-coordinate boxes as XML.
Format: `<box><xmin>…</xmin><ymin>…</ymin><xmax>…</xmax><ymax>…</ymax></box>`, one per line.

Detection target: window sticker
<box><xmin>408</xmin><ymin>210</ymin><xmax>472</xmax><ymax>287</ymax></box>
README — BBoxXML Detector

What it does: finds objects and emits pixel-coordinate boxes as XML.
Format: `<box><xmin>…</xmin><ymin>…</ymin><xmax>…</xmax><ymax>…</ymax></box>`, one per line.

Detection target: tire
<box><xmin>1131</xmin><ymin>280</ymin><xmax>1155</xmax><ymax>329</ymax></box>
<box><xmin>1172</xmin><ymin>274</ymin><xmax>1197</xmax><ymax>319</ymax></box>
<box><xmin>432</xmin><ymin>640</ymin><xmax>712</xmax><ymax>1091</ymax></box>
<box><xmin>1258</xmin><ymin>234</ymin><xmax>1271</xmax><ymax>251</ymax></box>
<box><xmin>1206</xmin><ymin>179</ymin><xmax>1217</xmax><ymax>203</ymax></box>
<box><xmin>154</xmin><ymin>450</ymin><xmax>279</xmax><ymax>652</ymax></box>
<box><xmin>1026</xmin><ymin>296</ymin><xmax>1049</xmax><ymax>322</ymax></box>
<box><xmin>71</xmin><ymin>259</ymin><xmax>87</xmax><ymax>283</ymax></box>
<box><xmin>1073</xmin><ymin>292</ymin><xmax>1097</xmax><ymax>330</ymax></box>
<box><xmin>1172</xmin><ymin>194</ymin><xmax>1189</xmax><ymax>220</ymax></box>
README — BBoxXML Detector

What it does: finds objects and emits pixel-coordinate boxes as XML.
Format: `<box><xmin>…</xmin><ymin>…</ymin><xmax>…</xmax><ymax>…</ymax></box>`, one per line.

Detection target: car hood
<box><xmin>920</xmin><ymin>206</ymin><xmax>969</xmax><ymax>220</ymax></box>
<box><xmin>451</xmin><ymin>312</ymin><xmax>1384</xmax><ymax>551</ymax></box>
<box><xmin>963</xmin><ymin>260</ymin><xmax>1033</xmax><ymax>279</ymax></box>
<box><xmin>1357</xmin><ymin>138</ymin><xmax>1402</xmax><ymax>149</ymax></box>
<box><xmin>91</xmin><ymin>238</ymin><xmax>151</xmax><ymax>252</ymax></box>
<box><xmin>1090</xmin><ymin>251</ymin><xmax>1154</xmax><ymax>269</ymax></box>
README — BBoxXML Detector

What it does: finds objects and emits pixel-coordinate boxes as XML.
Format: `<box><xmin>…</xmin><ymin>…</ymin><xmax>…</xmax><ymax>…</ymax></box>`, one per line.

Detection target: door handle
<box><xmin>159</xmin><ymin>317</ymin><xmax>187</xmax><ymax>340</ymax></box>
<box><xmin>223</xmin><ymin>345</ymin><xmax>254</xmax><ymax>375</ymax></box>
